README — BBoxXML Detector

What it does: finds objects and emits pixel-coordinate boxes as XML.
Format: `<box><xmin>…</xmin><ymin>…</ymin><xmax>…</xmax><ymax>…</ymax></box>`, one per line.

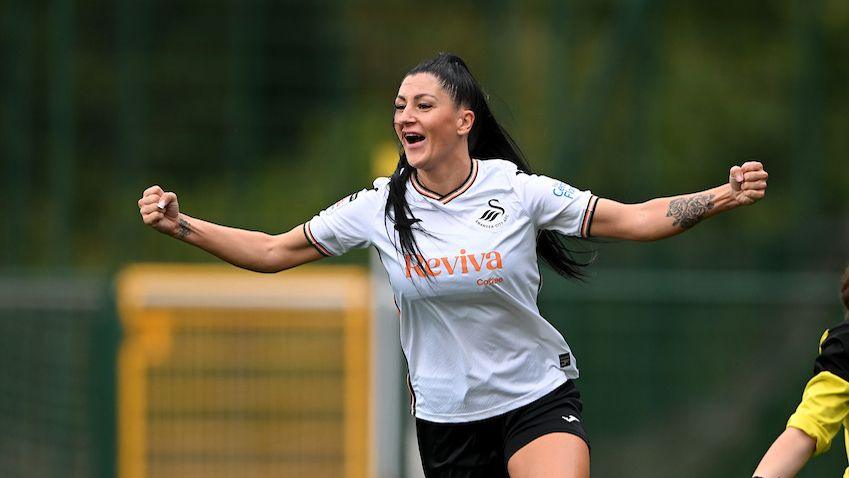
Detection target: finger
<box><xmin>741</xmin><ymin>161</ymin><xmax>763</xmax><ymax>172</ymax></box>
<box><xmin>743</xmin><ymin>170</ymin><xmax>768</xmax><ymax>182</ymax></box>
<box><xmin>741</xmin><ymin>180</ymin><xmax>768</xmax><ymax>191</ymax></box>
<box><xmin>140</xmin><ymin>203</ymin><xmax>162</xmax><ymax>215</ymax></box>
<box><xmin>142</xmin><ymin>211</ymin><xmax>164</xmax><ymax>225</ymax></box>
<box><xmin>139</xmin><ymin>194</ymin><xmax>160</xmax><ymax>207</ymax></box>
<box><xmin>157</xmin><ymin>192</ymin><xmax>177</xmax><ymax>210</ymax></box>
<box><xmin>143</xmin><ymin>185</ymin><xmax>164</xmax><ymax>196</ymax></box>
<box><xmin>744</xmin><ymin>189</ymin><xmax>766</xmax><ymax>200</ymax></box>
<box><xmin>729</xmin><ymin>165</ymin><xmax>744</xmax><ymax>183</ymax></box>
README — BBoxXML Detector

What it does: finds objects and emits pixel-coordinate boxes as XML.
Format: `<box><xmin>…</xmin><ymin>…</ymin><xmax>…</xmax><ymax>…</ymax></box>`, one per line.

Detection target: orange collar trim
<box><xmin>411</xmin><ymin>159</ymin><xmax>478</xmax><ymax>204</ymax></box>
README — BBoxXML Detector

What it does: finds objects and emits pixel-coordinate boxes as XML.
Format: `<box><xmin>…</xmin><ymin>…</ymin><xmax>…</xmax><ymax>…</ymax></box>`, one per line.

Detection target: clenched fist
<box><xmin>729</xmin><ymin>161</ymin><xmax>768</xmax><ymax>206</ymax></box>
<box><xmin>138</xmin><ymin>185</ymin><xmax>182</xmax><ymax>236</ymax></box>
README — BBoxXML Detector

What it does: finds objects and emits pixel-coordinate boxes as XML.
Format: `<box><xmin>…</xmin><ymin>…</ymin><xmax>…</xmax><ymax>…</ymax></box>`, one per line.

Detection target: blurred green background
<box><xmin>1</xmin><ymin>0</ymin><xmax>847</xmax><ymax>477</ymax></box>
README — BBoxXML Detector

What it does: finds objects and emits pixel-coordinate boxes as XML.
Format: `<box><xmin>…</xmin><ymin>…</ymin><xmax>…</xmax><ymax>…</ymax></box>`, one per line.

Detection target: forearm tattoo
<box><xmin>666</xmin><ymin>194</ymin><xmax>715</xmax><ymax>229</ymax></box>
<box><xmin>176</xmin><ymin>217</ymin><xmax>192</xmax><ymax>239</ymax></box>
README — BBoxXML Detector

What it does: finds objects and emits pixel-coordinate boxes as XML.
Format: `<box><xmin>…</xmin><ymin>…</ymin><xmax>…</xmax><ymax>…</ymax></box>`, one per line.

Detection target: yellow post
<box><xmin>116</xmin><ymin>264</ymin><xmax>371</xmax><ymax>478</ymax></box>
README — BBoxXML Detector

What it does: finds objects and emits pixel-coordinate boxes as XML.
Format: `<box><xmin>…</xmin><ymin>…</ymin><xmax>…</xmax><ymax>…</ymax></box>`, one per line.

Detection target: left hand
<box><xmin>729</xmin><ymin>161</ymin><xmax>768</xmax><ymax>206</ymax></box>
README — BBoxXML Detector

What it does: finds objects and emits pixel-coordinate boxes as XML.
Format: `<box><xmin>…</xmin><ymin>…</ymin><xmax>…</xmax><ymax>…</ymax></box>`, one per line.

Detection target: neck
<box><xmin>415</xmin><ymin>151</ymin><xmax>473</xmax><ymax>196</ymax></box>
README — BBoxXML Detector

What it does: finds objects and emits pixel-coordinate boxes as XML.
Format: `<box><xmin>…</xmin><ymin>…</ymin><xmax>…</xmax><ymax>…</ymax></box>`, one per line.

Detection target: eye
<box><xmin>393</xmin><ymin>103</ymin><xmax>406</xmax><ymax>110</ymax></box>
<box><xmin>417</xmin><ymin>103</ymin><xmax>433</xmax><ymax>110</ymax></box>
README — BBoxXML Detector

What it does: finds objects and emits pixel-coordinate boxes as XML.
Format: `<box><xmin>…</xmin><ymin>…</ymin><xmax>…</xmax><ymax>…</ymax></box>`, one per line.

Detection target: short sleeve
<box><xmin>512</xmin><ymin>170</ymin><xmax>597</xmax><ymax>238</ymax></box>
<box><xmin>786</xmin><ymin>322</ymin><xmax>849</xmax><ymax>456</ymax></box>
<box><xmin>304</xmin><ymin>180</ymin><xmax>386</xmax><ymax>257</ymax></box>
<box><xmin>787</xmin><ymin>371</ymin><xmax>849</xmax><ymax>455</ymax></box>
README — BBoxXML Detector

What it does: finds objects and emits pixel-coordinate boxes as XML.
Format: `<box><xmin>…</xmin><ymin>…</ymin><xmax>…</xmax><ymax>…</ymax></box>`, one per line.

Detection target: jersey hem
<box><xmin>412</xmin><ymin>375</ymin><xmax>570</xmax><ymax>423</ymax></box>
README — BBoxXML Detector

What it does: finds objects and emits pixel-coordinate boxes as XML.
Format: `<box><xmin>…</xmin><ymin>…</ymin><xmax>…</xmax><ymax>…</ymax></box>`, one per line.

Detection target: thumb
<box><xmin>157</xmin><ymin>192</ymin><xmax>179</xmax><ymax>214</ymax></box>
<box><xmin>729</xmin><ymin>166</ymin><xmax>744</xmax><ymax>189</ymax></box>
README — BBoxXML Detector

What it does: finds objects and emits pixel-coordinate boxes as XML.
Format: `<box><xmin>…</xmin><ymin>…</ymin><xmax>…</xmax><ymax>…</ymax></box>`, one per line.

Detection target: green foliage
<box><xmin>0</xmin><ymin>0</ymin><xmax>847</xmax><ymax>270</ymax></box>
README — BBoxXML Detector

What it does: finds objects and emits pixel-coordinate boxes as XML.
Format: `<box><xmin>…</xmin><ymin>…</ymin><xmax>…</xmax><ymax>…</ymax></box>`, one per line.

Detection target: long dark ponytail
<box><xmin>385</xmin><ymin>53</ymin><xmax>592</xmax><ymax>280</ymax></box>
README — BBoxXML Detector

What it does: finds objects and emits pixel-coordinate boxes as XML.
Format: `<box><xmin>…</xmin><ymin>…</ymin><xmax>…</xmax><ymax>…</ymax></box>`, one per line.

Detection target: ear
<box><xmin>456</xmin><ymin>109</ymin><xmax>475</xmax><ymax>136</ymax></box>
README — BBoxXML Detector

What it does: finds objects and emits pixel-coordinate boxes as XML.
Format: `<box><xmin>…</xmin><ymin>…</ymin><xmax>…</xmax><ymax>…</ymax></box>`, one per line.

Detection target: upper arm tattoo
<box><xmin>666</xmin><ymin>194</ymin><xmax>715</xmax><ymax>229</ymax></box>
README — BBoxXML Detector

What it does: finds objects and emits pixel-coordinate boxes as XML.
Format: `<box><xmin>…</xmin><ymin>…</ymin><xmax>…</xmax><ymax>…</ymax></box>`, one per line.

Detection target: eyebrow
<box><xmin>395</xmin><ymin>93</ymin><xmax>438</xmax><ymax>102</ymax></box>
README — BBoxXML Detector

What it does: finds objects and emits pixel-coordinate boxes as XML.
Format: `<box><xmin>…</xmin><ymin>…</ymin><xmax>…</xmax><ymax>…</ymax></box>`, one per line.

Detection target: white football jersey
<box><xmin>306</xmin><ymin>159</ymin><xmax>598</xmax><ymax>423</ymax></box>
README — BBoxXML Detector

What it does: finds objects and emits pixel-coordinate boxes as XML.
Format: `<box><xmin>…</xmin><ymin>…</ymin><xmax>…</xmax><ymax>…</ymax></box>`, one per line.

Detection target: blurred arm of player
<box><xmin>750</xmin><ymin>427</ymin><xmax>815</xmax><ymax>478</ymax></box>
<box><xmin>138</xmin><ymin>185</ymin><xmax>324</xmax><ymax>273</ymax></box>
<box><xmin>589</xmin><ymin>161</ymin><xmax>768</xmax><ymax>241</ymax></box>
<box><xmin>753</xmin><ymin>323</ymin><xmax>849</xmax><ymax>478</ymax></box>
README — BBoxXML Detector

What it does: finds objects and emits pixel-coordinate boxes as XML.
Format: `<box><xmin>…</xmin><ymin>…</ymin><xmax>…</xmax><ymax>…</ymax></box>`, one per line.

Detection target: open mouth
<box><xmin>404</xmin><ymin>133</ymin><xmax>426</xmax><ymax>145</ymax></box>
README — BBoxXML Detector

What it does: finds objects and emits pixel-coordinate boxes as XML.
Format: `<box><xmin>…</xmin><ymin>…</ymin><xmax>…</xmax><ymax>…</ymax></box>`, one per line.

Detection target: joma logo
<box><xmin>404</xmin><ymin>249</ymin><xmax>504</xmax><ymax>278</ymax></box>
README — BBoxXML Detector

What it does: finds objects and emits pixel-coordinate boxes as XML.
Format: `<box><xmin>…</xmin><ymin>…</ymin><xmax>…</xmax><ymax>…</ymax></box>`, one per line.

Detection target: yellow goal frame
<box><xmin>116</xmin><ymin>264</ymin><xmax>370</xmax><ymax>478</ymax></box>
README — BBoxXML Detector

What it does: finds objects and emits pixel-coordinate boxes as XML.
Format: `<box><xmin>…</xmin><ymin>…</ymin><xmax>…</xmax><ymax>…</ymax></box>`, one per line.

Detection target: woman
<box><xmin>752</xmin><ymin>265</ymin><xmax>849</xmax><ymax>478</ymax></box>
<box><xmin>139</xmin><ymin>53</ymin><xmax>768</xmax><ymax>478</ymax></box>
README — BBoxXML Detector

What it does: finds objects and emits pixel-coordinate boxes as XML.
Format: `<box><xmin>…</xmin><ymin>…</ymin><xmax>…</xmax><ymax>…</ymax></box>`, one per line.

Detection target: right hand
<box><xmin>138</xmin><ymin>185</ymin><xmax>180</xmax><ymax>236</ymax></box>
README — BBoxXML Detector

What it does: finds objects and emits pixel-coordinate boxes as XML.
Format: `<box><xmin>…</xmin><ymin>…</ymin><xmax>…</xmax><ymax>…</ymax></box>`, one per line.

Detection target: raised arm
<box><xmin>138</xmin><ymin>185</ymin><xmax>324</xmax><ymax>273</ymax></box>
<box><xmin>590</xmin><ymin>161</ymin><xmax>767</xmax><ymax>241</ymax></box>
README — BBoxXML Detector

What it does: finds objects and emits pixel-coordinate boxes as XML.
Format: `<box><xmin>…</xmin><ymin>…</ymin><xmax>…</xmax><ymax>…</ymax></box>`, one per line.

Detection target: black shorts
<box><xmin>415</xmin><ymin>380</ymin><xmax>589</xmax><ymax>478</ymax></box>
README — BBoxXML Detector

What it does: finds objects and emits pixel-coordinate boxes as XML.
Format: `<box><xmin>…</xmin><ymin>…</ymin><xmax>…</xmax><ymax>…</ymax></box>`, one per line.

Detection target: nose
<box><xmin>395</xmin><ymin>106</ymin><xmax>415</xmax><ymax>125</ymax></box>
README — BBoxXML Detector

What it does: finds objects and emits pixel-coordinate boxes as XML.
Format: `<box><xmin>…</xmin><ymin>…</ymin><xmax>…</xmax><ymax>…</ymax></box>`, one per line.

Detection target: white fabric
<box><xmin>307</xmin><ymin>159</ymin><xmax>595</xmax><ymax>423</ymax></box>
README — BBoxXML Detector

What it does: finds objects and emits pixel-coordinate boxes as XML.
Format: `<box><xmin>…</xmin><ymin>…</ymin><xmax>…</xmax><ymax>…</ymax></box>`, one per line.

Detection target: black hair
<box><xmin>385</xmin><ymin>52</ymin><xmax>592</xmax><ymax>279</ymax></box>
<box><xmin>841</xmin><ymin>264</ymin><xmax>849</xmax><ymax>313</ymax></box>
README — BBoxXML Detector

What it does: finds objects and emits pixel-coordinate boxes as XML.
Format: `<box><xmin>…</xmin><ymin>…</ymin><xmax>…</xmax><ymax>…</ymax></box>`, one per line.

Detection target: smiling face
<box><xmin>393</xmin><ymin>73</ymin><xmax>474</xmax><ymax>170</ymax></box>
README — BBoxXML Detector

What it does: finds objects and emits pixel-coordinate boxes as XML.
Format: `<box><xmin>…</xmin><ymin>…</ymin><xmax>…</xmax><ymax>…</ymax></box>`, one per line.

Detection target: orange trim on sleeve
<box><xmin>303</xmin><ymin>222</ymin><xmax>334</xmax><ymax>257</ymax></box>
<box><xmin>580</xmin><ymin>195</ymin><xmax>599</xmax><ymax>238</ymax></box>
